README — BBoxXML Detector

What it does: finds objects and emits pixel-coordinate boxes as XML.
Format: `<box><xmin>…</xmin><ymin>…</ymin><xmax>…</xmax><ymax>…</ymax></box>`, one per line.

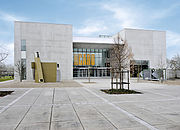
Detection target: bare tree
<box><xmin>170</xmin><ymin>54</ymin><xmax>180</xmax><ymax>78</ymax></box>
<box><xmin>0</xmin><ymin>63</ymin><xmax>5</xmax><ymax>78</ymax></box>
<box><xmin>110</xmin><ymin>33</ymin><xmax>134</xmax><ymax>89</ymax></box>
<box><xmin>110</xmin><ymin>33</ymin><xmax>134</xmax><ymax>71</ymax></box>
<box><xmin>157</xmin><ymin>54</ymin><xmax>166</xmax><ymax>82</ymax></box>
<box><xmin>0</xmin><ymin>47</ymin><xmax>8</xmax><ymax>78</ymax></box>
<box><xmin>0</xmin><ymin>47</ymin><xmax>8</xmax><ymax>63</ymax></box>
<box><xmin>166</xmin><ymin>58</ymin><xmax>171</xmax><ymax>69</ymax></box>
<box><xmin>0</xmin><ymin>46</ymin><xmax>8</xmax><ymax>77</ymax></box>
<box><xmin>15</xmin><ymin>60</ymin><xmax>26</xmax><ymax>82</ymax></box>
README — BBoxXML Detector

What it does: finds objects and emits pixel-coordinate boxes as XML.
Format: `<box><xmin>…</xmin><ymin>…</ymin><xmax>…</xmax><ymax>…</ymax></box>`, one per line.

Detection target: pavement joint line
<box><xmin>78</xmin><ymin>89</ymin><xmax>118</xmax><ymax>130</ymax></box>
<box><xmin>49</xmin><ymin>88</ymin><xmax>55</xmax><ymax>130</ymax></box>
<box><xmin>15</xmin><ymin>88</ymin><xmax>44</xmax><ymax>130</ymax></box>
<box><xmin>83</xmin><ymin>87</ymin><xmax>158</xmax><ymax>130</ymax></box>
<box><xmin>66</xmin><ymin>89</ymin><xmax>85</xmax><ymax>130</ymax></box>
<box><xmin>0</xmin><ymin>88</ymin><xmax>33</xmax><ymax>114</ymax></box>
<box><xmin>92</xmin><ymin>105</ymin><xmax>118</xmax><ymax>130</ymax></box>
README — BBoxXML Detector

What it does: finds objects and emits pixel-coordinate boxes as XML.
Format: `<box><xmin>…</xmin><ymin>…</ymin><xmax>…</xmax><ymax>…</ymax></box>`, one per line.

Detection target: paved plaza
<box><xmin>0</xmin><ymin>79</ymin><xmax>180</xmax><ymax>130</ymax></box>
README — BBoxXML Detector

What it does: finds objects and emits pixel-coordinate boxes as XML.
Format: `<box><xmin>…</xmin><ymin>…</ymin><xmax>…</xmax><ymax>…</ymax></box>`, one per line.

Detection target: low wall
<box><xmin>166</xmin><ymin>69</ymin><xmax>180</xmax><ymax>79</ymax></box>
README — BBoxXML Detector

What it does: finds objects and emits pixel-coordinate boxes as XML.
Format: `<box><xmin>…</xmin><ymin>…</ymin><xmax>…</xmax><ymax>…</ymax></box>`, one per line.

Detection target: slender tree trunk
<box><xmin>88</xmin><ymin>67</ymin><xmax>90</xmax><ymax>83</ymax></box>
<box><xmin>116</xmin><ymin>75</ymin><xmax>118</xmax><ymax>90</ymax></box>
<box><xmin>111</xmin><ymin>71</ymin><xmax>113</xmax><ymax>90</ymax></box>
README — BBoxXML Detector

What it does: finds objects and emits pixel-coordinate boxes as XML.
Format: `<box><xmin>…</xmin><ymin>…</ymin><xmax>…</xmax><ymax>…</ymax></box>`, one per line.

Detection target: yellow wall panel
<box><xmin>91</xmin><ymin>54</ymin><xmax>95</xmax><ymax>66</ymax></box>
<box><xmin>87</xmin><ymin>54</ymin><xmax>90</xmax><ymax>65</ymax></box>
<box><xmin>79</xmin><ymin>54</ymin><xmax>82</xmax><ymax>65</ymax></box>
<box><xmin>74</xmin><ymin>54</ymin><xmax>78</xmax><ymax>65</ymax></box>
<box><xmin>83</xmin><ymin>54</ymin><xmax>86</xmax><ymax>65</ymax></box>
<box><xmin>42</xmin><ymin>63</ymin><xmax>57</xmax><ymax>82</ymax></box>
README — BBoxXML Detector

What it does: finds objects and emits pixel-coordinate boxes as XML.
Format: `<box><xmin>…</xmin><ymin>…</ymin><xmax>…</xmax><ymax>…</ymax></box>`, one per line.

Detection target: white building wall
<box><xmin>14</xmin><ymin>21</ymin><xmax>73</xmax><ymax>81</ymax></box>
<box><xmin>167</xmin><ymin>69</ymin><xmax>180</xmax><ymax>79</ymax></box>
<box><xmin>122</xmin><ymin>29</ymin><xmax>166</xmax><ymax>69</ymax></box>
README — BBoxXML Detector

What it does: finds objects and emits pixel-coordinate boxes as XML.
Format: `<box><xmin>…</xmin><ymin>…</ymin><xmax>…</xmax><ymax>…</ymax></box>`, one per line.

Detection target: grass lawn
<box><xmin>0</xmin><ymin>76</ymin><xmax>14</xmax><ymax>82</ymax></box>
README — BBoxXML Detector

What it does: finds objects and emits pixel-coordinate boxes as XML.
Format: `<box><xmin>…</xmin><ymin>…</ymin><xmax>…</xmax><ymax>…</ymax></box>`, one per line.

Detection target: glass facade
<box><xmin>73</xmin><ymin>48</ymin><xmax>110</xmax><ymax>67</ymax></box>
<box><xmin>73</xmin><ymin>48</ymin><xmax>110</xmax><ymax>77</ymax></box>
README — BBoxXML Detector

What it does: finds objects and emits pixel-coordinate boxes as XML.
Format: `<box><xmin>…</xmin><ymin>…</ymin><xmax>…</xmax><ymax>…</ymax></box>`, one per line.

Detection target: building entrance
<box><xmin>130</xmin><ymin>60</ymin><xmax>149</xmax><ymax>77</ymax></box>
<box><xmin>73</xmin><ymin>67</ymin><xmax>110</xmax><ymax>78</ymax></box>
<box><xmin>73</xmin><ymin>47</ymin><xmax>111</xmax><ymax>78</ymax></box>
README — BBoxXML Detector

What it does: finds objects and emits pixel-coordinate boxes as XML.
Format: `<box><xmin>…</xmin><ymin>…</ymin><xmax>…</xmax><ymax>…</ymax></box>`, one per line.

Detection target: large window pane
<box><xmin>73</xmin><ymin>48</ymin><xmax>77</xmax><ymax>52</ymax></box>
<box><xmin>21</xmin><ymin>40</ymin><xmax>26</xmax><ymax>51</ymax></box>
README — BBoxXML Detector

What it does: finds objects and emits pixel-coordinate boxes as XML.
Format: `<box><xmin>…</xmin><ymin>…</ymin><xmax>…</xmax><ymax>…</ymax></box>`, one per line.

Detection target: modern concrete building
<box><xmin>14</xmin><ymin>21</ymin><xmax>166</xmax><ymax>81</ymax></box>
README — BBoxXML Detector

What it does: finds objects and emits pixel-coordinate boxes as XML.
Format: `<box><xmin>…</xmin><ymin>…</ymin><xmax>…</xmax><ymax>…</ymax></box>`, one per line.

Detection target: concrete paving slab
<box><xmin>154</xmin><ymin>123</ymin><xmax>180</xmax><ymax>130</ymax></box>
<box><xmin>16</xmin><ymin>122</ymin><xmax>49</xmax><ymax>130</ymax></box>
<box><xmin>21</xmin><ymin>105</ymin><xmax>51</xmax><ymax>124</ymax></box>
<box><xmin>0</xmin><ymin>106</ymin><xmax>30</xmax><ymax>125</ymax></box>
<box><xmin>115</xmin><ymin>103</ymin><xmax>174</xmax><ymax>125</ymax></box>
<box><xmin>73</xmin><ymin>104</ymin><xmax>117</xmax><ymax>130</ymax></box>
<box><xmin>81</xmin><ymin>118</ymin><xmax>117</xmax><ymax>130</ymax></box>
<box><xmin>54</xmin><ymin>89</ymin><xmax>71</xmax><ymax>104</ymax></box>
<box><xmin>52</xmin><ymin>105</ymin><xmax>79</xmax><ymax>122</ymax></box>
<box><xmin>0</xmin><ymin>89</ymin><xmax>27</xmax><ymax>106</ymax></box>
<box><xmin>73</xmin><ymin>104</ymin><xmax>105</xmax><ymax>120</ymax></box>
<box><xmin>34</xmin><ymin>88</ymin><xmax>54</xmax><ymax>105</ymax></box>
<box><xmin>161</xmin><ymin>112</ymin><xmax>180</xmax><ymax>123</ymax></box>
<box><xmin>92</xmin><ymin>104</ymin><xmax>144</xmax><ymax>129</ymax></box>
<box><xmin>118</xmin><ymin>126</ymin><xmax>149</xmax><ymax>130</ymax></box>
<box><xmin>14</xmin><ymin>88</ymin><xmax>42</xmax><ymax>106</ymax></box>
<box><xmin>0</xmin><ymin>124</ymin><xmax>16</xmax><ymax>130</ymax></box>
<box><xmin>0</xmin><ymin>80</ymin><xmax>83</xmax><ymax>88</ymax></box>
<box><xmin>78</xmin><ymin>89</ymin><xmax>107</xmax><ymax>105</ymax></box>
<box><xmin>66</xmin><ymin>88</ymin><xmax>88</xmax><ymax>104</ymax></box>
<box><xmin>51</xmin><ymin>121</ymin><xmax>83</xmax><ymax>130</ymax></box>
<box><xmin>0</xmin><ymin>79</ymin><xmax>180</xmax><ymax>129</ymax></box>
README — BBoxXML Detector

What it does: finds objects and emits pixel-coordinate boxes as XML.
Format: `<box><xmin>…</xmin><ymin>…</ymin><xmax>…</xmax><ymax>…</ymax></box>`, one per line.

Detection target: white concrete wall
<box><xmin>177</xmin><ymin>70</ymin><xmax>180</xmax><ymax>78</ymax></box>
<box><xmin>167</xmin><ymin>69</ymin><xmax>180</xmax><ymax>79</ymax></box>
<box><xmin>166</xmin><ymin>69</ymin><xmax>176</xmax><ymax>79</ymax></box>
<box><xmin>14</xmin><ymin>21</ymin><xmax>73</xmax><ymax>81</ymax></box>
<box><xmin>122</xmin><ymin>29</ymin><xmax>166</xmax><ymax>69</ymax></box>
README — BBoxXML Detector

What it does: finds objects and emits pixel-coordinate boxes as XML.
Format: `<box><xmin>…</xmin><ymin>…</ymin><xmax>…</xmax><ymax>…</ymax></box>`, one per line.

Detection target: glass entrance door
<box><xmin>73</xmin><ymin>67</ymin><xmax>110</xmax><ymax>78</ymax></box>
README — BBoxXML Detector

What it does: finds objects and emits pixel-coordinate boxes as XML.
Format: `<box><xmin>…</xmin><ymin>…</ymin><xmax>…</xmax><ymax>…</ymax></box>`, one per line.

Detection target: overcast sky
<box><xmin>0</xmin><ymin>0</ymin><xmax>180</xmax><ymax>65</ymax></box>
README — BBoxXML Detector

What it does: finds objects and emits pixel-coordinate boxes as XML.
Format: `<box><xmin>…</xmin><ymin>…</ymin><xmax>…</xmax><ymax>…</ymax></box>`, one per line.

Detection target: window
<box><xmin>90</xmin><ymin>49</ymin><xmax>94</xmax><ymax>53</ymax></box>
<box><xmin>78</xmin><ymin>48</ymin><xmax>82</xmax><ymax>52</ymax></box>
<box><xmin>21</xmin><ymin>40</ymin><xmax>26</xmax><ymax>51</ymax></box>
<box><xmin>73</xmin><ymin>48</ymin><xmax>77</xmax><ymax>52</ymax></box>
<box><xmin>95</xmin><ymin>49</ymin><xmax>98</xmax><ymax>53</ymax></box>
<box><xmin>83</xmin><ymin>48</ymin><xmax>86</xmax><ymax>52</ymax></box>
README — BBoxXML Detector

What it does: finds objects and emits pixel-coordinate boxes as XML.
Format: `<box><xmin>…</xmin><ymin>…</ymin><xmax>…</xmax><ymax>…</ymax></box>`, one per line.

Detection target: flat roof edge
<box><xmin>14</xmin><ymin>21</ymin><xmax>72</xmax><ymax>26</ymax></box>
<box><xmin>122</xmin><ymin>28</ymin><xmax>166</xmax><ymax>32</ymax></box>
